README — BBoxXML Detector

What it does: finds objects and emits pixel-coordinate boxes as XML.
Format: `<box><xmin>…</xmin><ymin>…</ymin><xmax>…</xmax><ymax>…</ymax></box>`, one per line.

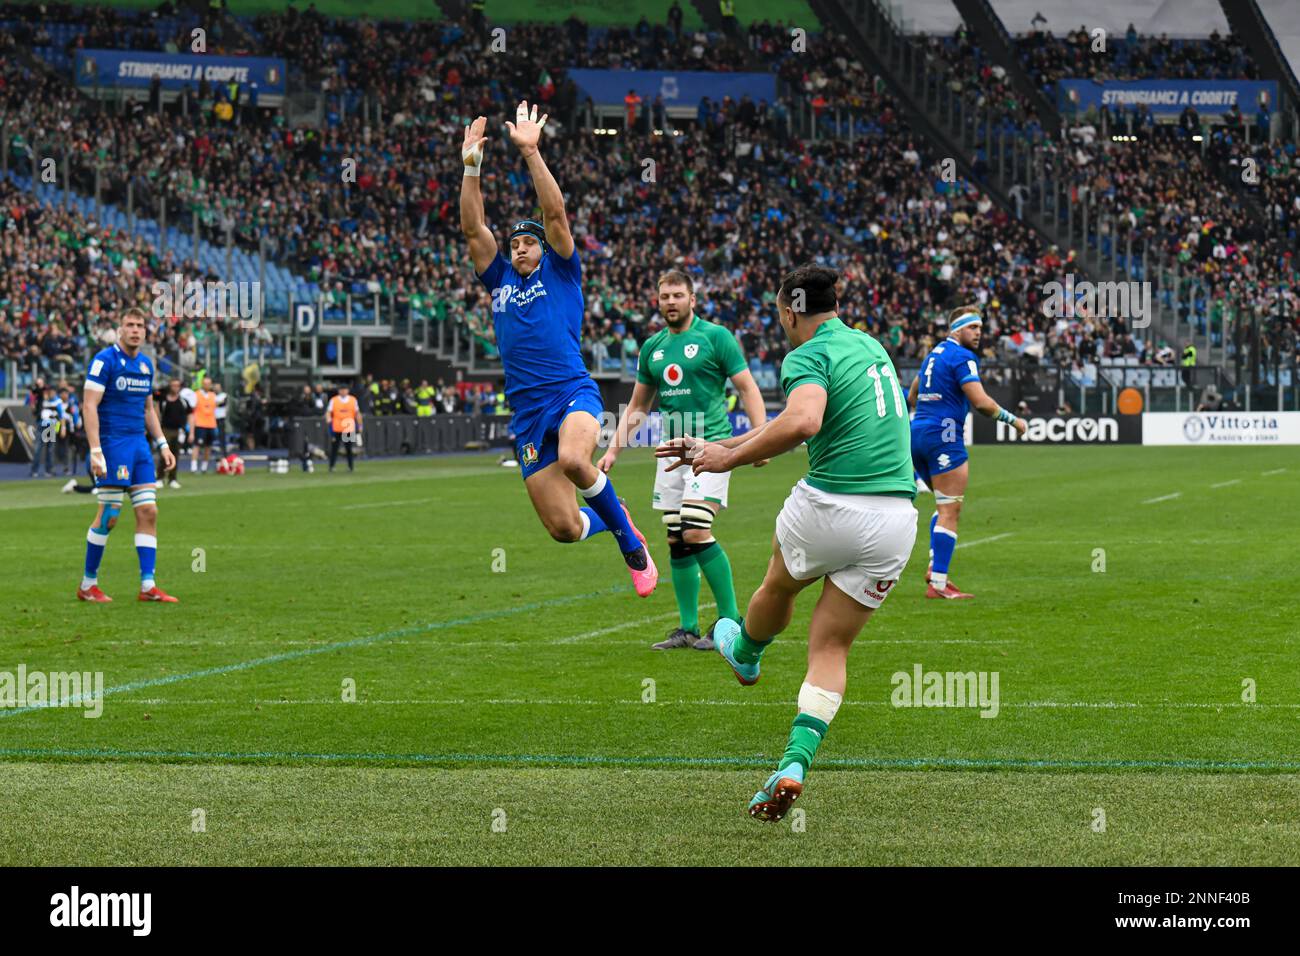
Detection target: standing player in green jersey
<box><xmin>599</xmin><ymin>270</ymin><xmax>768</xmax><ymax>650</ymax></box>
<box><xmin>657</xmin><ymin>264</ymin><xmax>918</xmax><ymax>821</ymax></box>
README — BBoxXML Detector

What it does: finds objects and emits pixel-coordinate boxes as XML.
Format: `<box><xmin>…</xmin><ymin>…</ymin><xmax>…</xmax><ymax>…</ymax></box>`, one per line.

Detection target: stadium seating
<box><xmin>1</xmin><ymin>3</ymin><xmax>1295</xmax><ymax>401</ymax></box>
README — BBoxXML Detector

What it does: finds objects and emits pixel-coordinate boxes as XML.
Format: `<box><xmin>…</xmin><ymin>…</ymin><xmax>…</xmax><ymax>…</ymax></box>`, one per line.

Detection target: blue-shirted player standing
<box><xmin>459</xmin><ymin>101</ymin><xmax>658</xmax><ymax>597</ymax></box>
<box><xmin>77</xmin><ymin>307</ymin><xmax>179</xmax><ymax>603</ymax></box>
<box><xmin>906</xmin><ymin>305</ymin><xmax>1025</xmax><ymax>599</ymax></box>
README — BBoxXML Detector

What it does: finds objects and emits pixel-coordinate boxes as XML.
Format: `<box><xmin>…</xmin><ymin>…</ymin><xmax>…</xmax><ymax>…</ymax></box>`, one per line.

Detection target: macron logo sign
<box><xmin>50</xmin><ymin>886</ymin><xmax>151</xmax><ymax>936</ymax></box>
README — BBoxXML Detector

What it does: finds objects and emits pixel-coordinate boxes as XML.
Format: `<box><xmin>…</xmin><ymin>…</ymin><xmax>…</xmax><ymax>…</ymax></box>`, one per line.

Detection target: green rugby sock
<box><xmin>695</xmin><ymin>541</ymin><xmax>739</xmax><ymax>621</ymax></box>
<box><xmin>778</xmin><ymin>713</ymin><xmax>829</xmax><ymax>773</ymax></box>
<box><xmin>670</xmin><ymin>554</ymin><xmax>701</xmax><ymax>634</ymax></box>
<box><xmin>732</xmin><ymin>618</ymin><xmax>771</xmax><ymax>665</ymax></box>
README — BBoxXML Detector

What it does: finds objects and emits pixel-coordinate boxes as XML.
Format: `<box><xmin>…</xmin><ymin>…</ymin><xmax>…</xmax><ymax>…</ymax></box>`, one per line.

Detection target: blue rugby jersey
<box><xmin>913</xmin><ymin>338</ymin><xmax>981</xmax><ymax>427</ymax></box>
<box><xmin>84</xmin><ymin>344</ymin><xmax>154</xmax><ymax>438</ymax></box>
<box><xmin>477</xmin><ymin>248</ymin><xmax>591</xmax><ymax>411</ymax></box>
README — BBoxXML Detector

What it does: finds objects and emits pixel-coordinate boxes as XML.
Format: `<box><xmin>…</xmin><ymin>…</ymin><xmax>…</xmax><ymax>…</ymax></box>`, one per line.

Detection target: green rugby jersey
<box><xmin>637</xmin><ymin>315</ymin><xmax>747</xmax><ymax>441</ymax></box>
<box><xmin>779</xmin><ymin>317</ymin><xmax>915</xmax><ymax>498</ymax></box>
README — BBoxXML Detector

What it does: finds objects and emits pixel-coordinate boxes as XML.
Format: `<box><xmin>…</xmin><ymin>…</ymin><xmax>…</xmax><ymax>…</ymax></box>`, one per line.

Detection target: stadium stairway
<box><xmin>688</xmin><ymin>0</ymin><xmax>726</xmax><ymax>34</ymax></box>
<box><xmin>948</xmin><ymin>0</ymin><xmax>1061</xmax><ymax>128</ymax></box>
<box><xmin>809</xmin><ymin>0</ymin><xmax>1107</xmax><ymax>280</ymax></box>
<box><xmin>433</xmin><ymin>0</ymin><xmax>467</xmax><ymax>19</ymax></box>
<box><xmin>3</xmin><ymin>172</ymin><xmax>321</xmax><ymax>318</ymax></box>
<box><xmin>1218</xmin><ymin>0</ymin><xmax>1300</xmax><ymax>122</ymax></box>
<box><xmin>361</xmin><ymin>337</ymin><xmax>498</xmax><ymax>389</ymax></box>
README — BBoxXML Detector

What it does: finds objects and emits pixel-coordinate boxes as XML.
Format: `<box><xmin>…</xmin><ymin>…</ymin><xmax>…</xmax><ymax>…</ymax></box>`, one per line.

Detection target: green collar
<box><xmin>666</xmin><ymin>314</ymin><xmax>698</xmax><ymax>336</ymax></box>
<box><xmin>812</xmin><ymin>316</ymin><xmax>845</xmax><ymax>338</ymax></box>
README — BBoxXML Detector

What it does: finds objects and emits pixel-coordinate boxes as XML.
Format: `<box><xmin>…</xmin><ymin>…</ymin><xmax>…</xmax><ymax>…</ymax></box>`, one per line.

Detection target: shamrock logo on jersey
<box><xmin>662</xmin><ymin>364</ymin><xmax>683</xmax><ymax>386</ymax></box>
<box><xmin>684</xmin><ymin>344</ymin><xmax>699</xmax><ymax>359</ymax></box>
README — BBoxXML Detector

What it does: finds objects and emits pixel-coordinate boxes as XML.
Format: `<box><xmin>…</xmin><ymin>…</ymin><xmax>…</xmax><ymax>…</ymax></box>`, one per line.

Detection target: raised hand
<box><xmin>505</xmin><ymin>100</ymin><xmax>548</xmax><ymax>157</ymax></box>
<box><xmin>462</xmin><ymin>115</ymin><xmax>489</xmax><ymax>170</ymax></box>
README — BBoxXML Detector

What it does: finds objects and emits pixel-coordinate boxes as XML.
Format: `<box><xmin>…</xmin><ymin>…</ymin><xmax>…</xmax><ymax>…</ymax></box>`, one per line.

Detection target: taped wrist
<box><xmin>462</xmin><ymin>140</ymin><xmax>483</xmax><ymax>177</ymax></box>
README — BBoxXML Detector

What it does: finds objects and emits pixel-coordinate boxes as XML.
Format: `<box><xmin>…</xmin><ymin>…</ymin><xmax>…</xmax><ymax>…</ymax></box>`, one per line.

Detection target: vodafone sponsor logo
<box><xmin>662</xmin><ymin>363</ymin><xmax>684</xmax><ymax>386</ymax></box>
<box><xmin>996</xmin><ymin>416</ymin><xmax>1119</xmax><ymax>443</ymax></box>
<box><xmin>863</xmin><ymin>578</ymin><xmax>896</xmax><ymax>603</ymax></box>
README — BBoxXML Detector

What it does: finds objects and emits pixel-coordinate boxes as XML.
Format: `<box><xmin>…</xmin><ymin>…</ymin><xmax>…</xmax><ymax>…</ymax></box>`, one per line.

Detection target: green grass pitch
<box><xmin>1</xmin><ymin>445</ymin><xmax>1297</xmax><ymax>865</ymax></box>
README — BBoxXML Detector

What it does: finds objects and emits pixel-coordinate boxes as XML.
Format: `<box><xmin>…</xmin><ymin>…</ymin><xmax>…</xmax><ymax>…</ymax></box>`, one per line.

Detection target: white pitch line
<box><xmin>87</xmin><ymin>635</ymin><xmax>1017</xmax><ymax>649</ymax></box>
<box><xmin>551</xmin><ymin>604</ymin><xmax>716</xmax><ymax>644</ymax></box>
<box><xmin>342</xmin><ymin>497</ymin><xmax>440</xmax><ymax>510</ymax></box>
<box><xmin>106</xmin><ymin>698</ymin><xmax>1300</xmax><ymax>710</ymax></box>
<box><xmin>955</xmin><ymin>532</ymin><xmax>1013</xmax><ymax>549</ymax></box>
<box><xmin>1143</xmin><ymin>492</ymin><xmax>1182</xmax><ymax>504</ymax></box>
<box><xmin>1210</xmin><ymin>479</ymin><xmax>1242</xmax><ymax>489</ymax></box>
<box><xmin>1262</xmin><ymin>468</ymin><xmax>1287</xmax><ymax>476</ymax></box>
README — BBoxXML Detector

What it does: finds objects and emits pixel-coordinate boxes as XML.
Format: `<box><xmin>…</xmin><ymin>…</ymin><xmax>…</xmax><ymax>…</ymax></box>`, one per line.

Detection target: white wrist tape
<box><xmin>462</xmin><ymin>140</ymin><xmax>483</xmax><ymax>177</ymax></box>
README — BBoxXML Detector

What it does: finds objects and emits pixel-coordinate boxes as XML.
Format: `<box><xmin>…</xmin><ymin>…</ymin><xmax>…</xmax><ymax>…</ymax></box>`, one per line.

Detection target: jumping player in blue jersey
<box><xmin>907</xmin><ymin>305</ymin><xmax>1025</xmax><ymax>600</ymax></box>
<box><xmin>77</xmin><ymin>307</ymin><xmax>179</xmax><ymax>603</ymax></box>
<box><xmin>459</xmin><ymin>101</ymin><xmax>658</xmax><ymax>597</ymax></box>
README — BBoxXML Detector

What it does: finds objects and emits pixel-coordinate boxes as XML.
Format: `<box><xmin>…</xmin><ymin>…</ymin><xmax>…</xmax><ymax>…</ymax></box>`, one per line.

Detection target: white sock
<box><xmin>578</xmin><ymin>471</ymin><xmax>608</xmax><ymax>498</ymax></box>
<box><xmin>190</xmin><ymin>460</ymin><xmax>197</xmax><ymax>472</ymax></box>
<box><xmin>80</xmin><ymin>576</ymin><xmax>97</xmax><ymax>591</ymax></box>
<box><xmin>141</xmin><ymin>578</ymin><xmax>155</xmax><ymax>592</ymax></box>
<box><xmin>931</xmin><ymin>572</ymin><xmax>948</xmax><ymax>590</ymax></box>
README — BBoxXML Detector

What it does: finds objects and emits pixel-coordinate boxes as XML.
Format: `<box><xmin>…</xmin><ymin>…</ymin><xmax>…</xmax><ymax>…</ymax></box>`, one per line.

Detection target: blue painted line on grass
<box><xmin>0</xmin><ymin>583</ymin><xmax>628</xmax><ymax>719</ymax></box>
<box><xmin>0</xmin><ymin>746</ymin><xmax>1295</xmax><ymax>773</ymax></box>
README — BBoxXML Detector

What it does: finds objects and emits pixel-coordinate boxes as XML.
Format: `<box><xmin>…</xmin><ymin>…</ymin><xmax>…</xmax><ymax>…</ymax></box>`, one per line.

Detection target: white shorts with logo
<box><xmin>652</xmin><ymin>454</ymin><xmax>731</xmax><ymax>510</ymax></box>
<box><xmin>775</xmin><ymin>480</ymin><xmax>918</xmax><ymax>608</ymax></box>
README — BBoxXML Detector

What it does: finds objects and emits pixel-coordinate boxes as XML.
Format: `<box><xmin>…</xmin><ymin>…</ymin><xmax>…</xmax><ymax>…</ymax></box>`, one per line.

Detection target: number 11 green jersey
<box><xmin>778</xmin><ymin>317</ymin><xmax>915</xmax><ymax>498</ymax></box>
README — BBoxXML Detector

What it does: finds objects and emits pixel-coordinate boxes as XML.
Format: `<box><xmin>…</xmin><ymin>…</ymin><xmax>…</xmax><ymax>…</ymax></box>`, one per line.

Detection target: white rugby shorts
<box><xmin>652</xmin><ymin>453</ymin><xmax>731</xmax><ymax>511</ymax></box>
<box><xmin>775</xmin><ymin>479</ymin><xmax>917</xmax><ymax>608</ymax></box>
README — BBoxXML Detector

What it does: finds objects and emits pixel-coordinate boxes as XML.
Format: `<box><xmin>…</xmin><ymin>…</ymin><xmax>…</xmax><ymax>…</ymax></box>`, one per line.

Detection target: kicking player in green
<box><xmin>599</xmin><ymin>269</ymin><xmax>767</xmax><ymax>650</ymax></box>
<box><xmin>657</xmin><ymin>264</ymin><xmax>917</xmax><ymax>820</ymax></box>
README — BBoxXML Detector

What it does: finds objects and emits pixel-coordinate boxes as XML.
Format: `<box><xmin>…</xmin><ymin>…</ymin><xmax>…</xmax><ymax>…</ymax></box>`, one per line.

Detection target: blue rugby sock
<box><xmin>928</xmin><ymin>513</ymin><xmax>938</xmax><ymax>560</ymax></box>
<box><xmin>579</xmin><ymin>507</ymin><xmax>607</xmax><ymax>540</ymax></box>
<box><xmin>84</xmin><ymin>529</ymin><xmax>107</xmax><ymax>581</ymax></box>
<box><xmin>135</xmin><ymin>533</ymin><xmax>157</xmax><ymax>590</ymax></box>
<box><xmin>931</xmin><ymin>524</ymin><xmax>958</xmax><ymax>588</ymax></box>
<box><xmin>578</xmin><ymin>472</ymin><xmax>641</xmax><ymax>556</ymax></box>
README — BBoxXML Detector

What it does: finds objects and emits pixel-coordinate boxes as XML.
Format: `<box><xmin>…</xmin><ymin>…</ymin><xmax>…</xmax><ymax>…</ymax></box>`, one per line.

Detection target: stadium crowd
<box><xmin>1017</xmin><ymin>25</ymin><xmax>1260</xmax><ymax>100</ymax></box>
<box><xmin>2</xmin><ymin>4</ymin><xmax>1294</xmax><ymax>410</ymax></box>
